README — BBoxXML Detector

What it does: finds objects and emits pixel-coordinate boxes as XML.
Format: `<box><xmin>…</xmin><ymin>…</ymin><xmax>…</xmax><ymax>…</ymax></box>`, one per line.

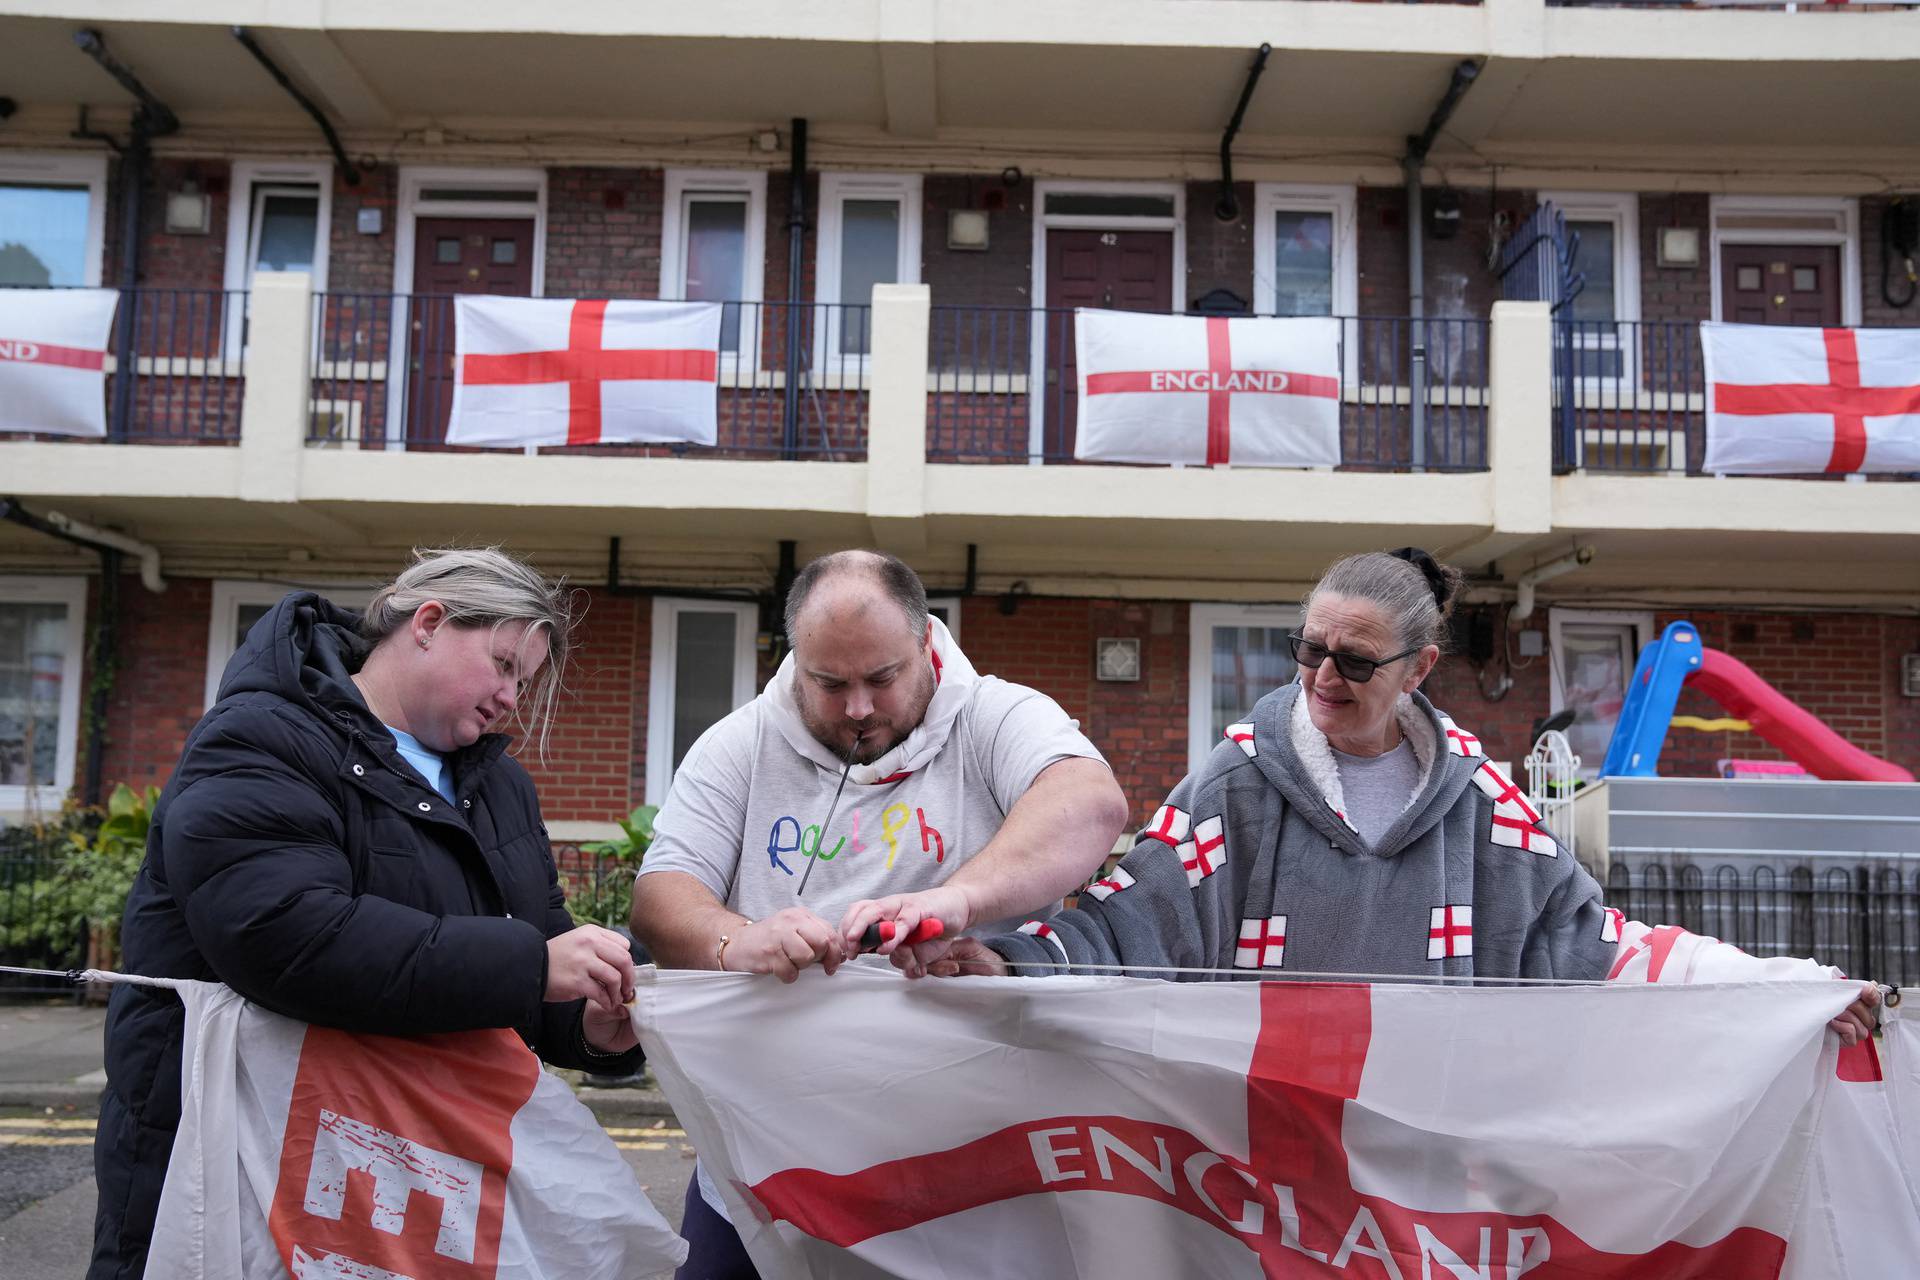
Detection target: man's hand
<box><xmin>840</xmin><ymin>886</ymin><xmax>974</xmax><ymax>961</ymax></box>
<box><xmin>1829</xmin><ymin>981</ymin><xmax>1881</xmax><ymax>1046</ymax></box>
<box><xmin>582</xmin><ymin>998</ymin><xmax>639</xmax><ymax>1055</ymax></box>
<box><xmin>909</xmin><ymin>936</ymin><xmax>1010</xmax><ymax>981</ymax></box>
<box><xmin>546</xmin><ymin>925</ymin><xmax>637</xmax><ymax>1015</ymax></box>
<box><xmin>723</xmin><ymin>907</ymin><xmax>846</xmax><ymax>982</ymax></box>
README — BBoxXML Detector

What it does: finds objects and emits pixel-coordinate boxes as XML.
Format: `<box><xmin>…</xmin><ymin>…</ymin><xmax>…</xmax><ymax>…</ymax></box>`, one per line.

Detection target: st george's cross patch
<box><xmin>1180</xmin><ymin>816</ymin><xmax>1227</xmax><ymax>888</ymax></box>
<box><xmin>1084</xmin><ymin>867</ymin><xmax>1136</xmax><ymax>902</ymax></box>
<box><xmin>1141</xmin><ymin>804</ymin><xmax>1191</xmax><ymax>849</ymax></box>
<box><xmin>1472</xmin><ymin>760</ymin><xmax>1555</xmax><ymax>855</ymax></box>
<box><xmin>1018</xmin><ymin>920</ymin><xmax>1070</xmax><ymax>965</ymax></box>
<box><xmin>1435</xmin><ymin>710</ymin><xmax>1483</xmax><ymax>759</ymax></box>
<box><xmin>1428</xmin><ymin>905</ymin><xmax>1473</xmax><ymax>959</ymax></box>
<box><xmin>1223</xmin><ymin>722</ymin><xmax>1256</xmax><ymax>759</ymax></box>
<box><xmin>1234</xmin><ymin>915</ymin><xmax>1287</xmax><ymax>969</ymax></box>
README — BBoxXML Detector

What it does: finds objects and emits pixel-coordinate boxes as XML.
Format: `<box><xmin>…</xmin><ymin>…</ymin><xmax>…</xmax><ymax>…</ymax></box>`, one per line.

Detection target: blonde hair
<box><xmin>359</xmin><ymin>547</ymin><xmax>580</xmax><ymax>759</ymax></box>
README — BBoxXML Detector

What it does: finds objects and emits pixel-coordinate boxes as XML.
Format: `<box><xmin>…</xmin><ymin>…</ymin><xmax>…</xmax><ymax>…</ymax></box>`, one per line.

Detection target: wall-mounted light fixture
<box><xmin>164</xmin><ymin>181</ymin><xmax>211</xmax><ymax>235</ymax></box>
<box><xmin>1657</xmin><ymin>226</ymin><xmax>1701</xmax><ymax>268</ymax></box>
<box><xmin>1096</xmin><ymin>637</ymin><xmax>1141</xmax><ymax>682</ymax></box>
<box><xmin>948</xmin><ymin>209</ymin><xmax>990</xmax><ymax>252</ymax></box>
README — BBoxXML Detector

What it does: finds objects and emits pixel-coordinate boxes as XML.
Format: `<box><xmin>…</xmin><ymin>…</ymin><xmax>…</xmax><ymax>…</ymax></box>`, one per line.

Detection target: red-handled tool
<box><xmin>860</xmin><ymin>918</ymin><xmax>944</xmax><ymax>952</ymax></box>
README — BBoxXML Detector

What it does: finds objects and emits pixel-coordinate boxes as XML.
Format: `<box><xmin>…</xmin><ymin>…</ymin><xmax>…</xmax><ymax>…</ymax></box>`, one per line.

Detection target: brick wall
<box><xmin>1185</xmin><ymin>180</ymin><xmax>1255</xmax><ymax>309</ymax></box>
<box><xmin>51</xmin><ymin>579</ymin><xmax>1920</xmax><ymax>830</ymax></box>
<box><xmin>546</xmin><ymin>167</ymin><xmax>663</xmax><ymax>298</ymax></box>
<box><xmin>1861</xmin><ymin>194</ymin><xmax>1920</xmax><ymax>329</ymax></box>
<box><xmin>923</xmin><ymin>174</ymin><xmax>1032</xmax><ymax>307</ymax></box>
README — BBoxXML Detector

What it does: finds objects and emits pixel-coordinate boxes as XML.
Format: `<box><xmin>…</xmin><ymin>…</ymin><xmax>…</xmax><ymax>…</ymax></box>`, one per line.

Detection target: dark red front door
<box><xmin>1043</xmin><ymin>228</ymin><xmax>1174</xmax><ymax>458</ymax></box>
<box><xmin>1720</xmin><ymin>244</ymin><xmax>1841</xmax><ymax>327</ymax></box>
<box><xmin>406</xmin><ymin>217</ymin><xmax>535</xmax><ymax>446</ymax></box>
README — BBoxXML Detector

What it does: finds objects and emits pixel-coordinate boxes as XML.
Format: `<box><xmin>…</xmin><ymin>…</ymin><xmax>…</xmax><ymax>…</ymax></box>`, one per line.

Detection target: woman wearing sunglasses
<box><xmin>894</xmin><ymin>548</ymin><xmax>1877</xmax><ymax>1043</ymax></box>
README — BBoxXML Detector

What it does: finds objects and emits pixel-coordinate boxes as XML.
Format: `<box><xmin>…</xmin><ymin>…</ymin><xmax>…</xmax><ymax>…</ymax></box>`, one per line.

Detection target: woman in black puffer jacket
<box><xmin>92</xmin><ymin>547</ymin><xmax>641</xmax><ymax>1279</ymax></box>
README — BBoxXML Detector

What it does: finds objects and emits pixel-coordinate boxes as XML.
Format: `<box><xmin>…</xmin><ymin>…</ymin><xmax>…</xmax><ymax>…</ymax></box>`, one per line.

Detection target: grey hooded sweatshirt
<box><xmin>992</xmin><ymin>683</ymin><xmax>1620</xmax><ymax>982</ymax></box>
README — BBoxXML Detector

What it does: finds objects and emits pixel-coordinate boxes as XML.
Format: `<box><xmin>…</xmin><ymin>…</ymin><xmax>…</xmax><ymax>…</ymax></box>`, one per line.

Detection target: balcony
<box><xmin>4</xmin><ymin>277</ymin><xmax>1919</xmax><ymax>601</ymax></box>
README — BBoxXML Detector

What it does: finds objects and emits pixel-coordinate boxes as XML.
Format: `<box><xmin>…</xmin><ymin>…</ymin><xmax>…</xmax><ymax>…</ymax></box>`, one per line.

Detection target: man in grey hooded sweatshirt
<box><xmin>893</xmin><ymin>549</ymin><xmax>1878</xmax><ymax>1047</ymax></box>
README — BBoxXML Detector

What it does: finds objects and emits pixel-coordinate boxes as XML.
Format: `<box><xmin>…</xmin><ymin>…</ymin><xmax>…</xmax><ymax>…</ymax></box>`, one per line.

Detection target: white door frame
<box><xmin>384</xmin><ymin>167</ymin><xmax>548</xmax><ymax>453</ymax></box>
<box><xmin>1187</xmin><ymin>602</ymin><xmax>1300</xmax><ymax>774</ymax></box>
<box><xmin>645</xmin><ymin>598</ymin><xmax>760</xmax><ymax>805</ymax></box>
<box><xmin>1707</xmin><ymin>195</ymin><xmax>1860</xmax><ymax>326</ymax></box>
<box><xmin>1028</xmin><ymin>180</ymin><xmax>1186</xmax><ymax>462</ymax></box>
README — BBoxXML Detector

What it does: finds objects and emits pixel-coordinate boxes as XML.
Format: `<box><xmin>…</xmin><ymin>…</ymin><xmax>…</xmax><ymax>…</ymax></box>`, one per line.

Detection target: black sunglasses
<box><xmin>1287</xmin><ymin>633</ymin><xmax>1421</xmax><ymax>684</ymax></box>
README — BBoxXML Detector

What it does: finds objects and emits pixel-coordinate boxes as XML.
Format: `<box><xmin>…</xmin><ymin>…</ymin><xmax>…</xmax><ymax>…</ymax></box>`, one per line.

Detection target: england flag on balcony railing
<box><xmin>1702</xmin><ymin>321</ymin><xmax>1920</xmax><ymax>474</ymax></box>
<box><xmin>1074</xmin><ymin>309</ymin><xmax>1341</xmax><ymax>467</ymax></box>
<box><xmin>447</xmin><ymin>296</ymin><xmax>721</xmax><ymax>448</ymax></box>
<box><xmin>0</xmin><ymin>288</ymin><xmax>118</xmax><ymax>437</ymax></box>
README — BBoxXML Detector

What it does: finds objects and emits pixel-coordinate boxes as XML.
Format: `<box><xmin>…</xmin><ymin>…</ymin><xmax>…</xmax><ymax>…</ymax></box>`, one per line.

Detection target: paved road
<box><xmin>0</xmin><ymin>1104</ymin><xmax>695</xmax><ymax>1278</ymax></box>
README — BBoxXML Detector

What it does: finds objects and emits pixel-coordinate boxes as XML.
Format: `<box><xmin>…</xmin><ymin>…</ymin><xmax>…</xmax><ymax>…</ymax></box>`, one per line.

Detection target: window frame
<box><xmin>1547</xmin><ymin>607</ymin><xmax>1655</xmax><ymax>779</ymax></box>
<box><xmin>0</xmin><ymin>151</ymin><xmax>110</xmax><ymax>288</ymax></box>
<box><xmin>0</xmin><ymin>575</ymin><xmax>88</xmax><ymax>816</ymax></box>
<box><xmin>222</xmin><ymin>160</ymin><xmax>334</xmax><ymax>359</ymax></box>
<box><xmin>1252</xmin><ymin>182</ymin><xmax>1358</xmax><ymax>321</ymax></box>
<box><xmin>204</xmin><ymin>581</ymin><xmax>374</xmax><ymax>712</ymax></box>
<box><xmin>1187</xmin><ymin>602</ymin><xmax>1302</xmax><ymax>774</ymax></box>
<box><xmin>661</xmin><ymin>169</ymin><xmax>768</xmax><ymax>363</ymax></box>
<box><xmin>1537</xmin><ymin>191</ymin><xmax>1641</xmax><ymax>392</ymax></box>
<box><xmin>646</xmin><ymin>597</ymin><xmax>760</xmax><ymax>805</ymax></box>
<box><xmin>926</xmin><ymin>595</ymin><xmax>961</xmax><ymax>643</ymax></box>
<box><xmin>815</xmin><ymin>172</ymin><xmax>922</xmax><ymax>371</ymax></box>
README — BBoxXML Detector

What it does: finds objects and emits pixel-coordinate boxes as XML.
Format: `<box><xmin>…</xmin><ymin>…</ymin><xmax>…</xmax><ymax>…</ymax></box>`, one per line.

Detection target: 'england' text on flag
<box><xmin>0</xmin><ymin>287</ymin><xmax>118</xmax><ymax>438</ymax></box>
<box><xmin>1701</xmin><ymin>321</ymin><xmax>1920</xmax><ymax>475</ymax></box>
<box><xmin>1074</xmin><ymin>310</ymin><xmax>1341</xmax><ymax>468</ymax></box>
<box><xmin>638</xmin><ymin>965</ymin><xmax>1919</xmax><ymax>1279</ymax></box>
<box><xmin>448</xmin><ymin>296</ymin><xmax>721</xmax><ymax>448</ymax></box>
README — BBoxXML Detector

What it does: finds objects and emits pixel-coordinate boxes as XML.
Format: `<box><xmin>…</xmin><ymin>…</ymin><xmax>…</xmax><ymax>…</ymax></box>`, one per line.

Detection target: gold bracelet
<box><xmin>715</xmin><ymin>933</ymin><xmax>734</xmax><ymax>971</ymax></box>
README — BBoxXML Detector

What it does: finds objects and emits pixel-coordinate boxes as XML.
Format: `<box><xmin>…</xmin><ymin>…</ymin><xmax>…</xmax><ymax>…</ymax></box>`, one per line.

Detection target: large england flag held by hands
<box><xmin>1074</xmin><ymin>310</ymin><xmax>1342</xmax><ymax>467</ymax></box>
<box><xmin>448</xmin><ymin>296</ymin><xmax>721</xmax><ymax>448</ymax></box>
<box><xmin>1702</xmin><ymin>321</ymin><xmax>1920</xmax><ymax>474</ymax></box>
<box><xmin>146</xmin><ymin>981</ymin><xmax>686</xmax><ymax>1279</ymax></box>
<box><xmin>0</xmin><ymin>287</ymin><xmax>118</xmax><ymax>437</ymax></box>
<box><xmin>638</xmin><ymin>965</ymin><xmax>1920</xmax><ymax>1279</ymax></box>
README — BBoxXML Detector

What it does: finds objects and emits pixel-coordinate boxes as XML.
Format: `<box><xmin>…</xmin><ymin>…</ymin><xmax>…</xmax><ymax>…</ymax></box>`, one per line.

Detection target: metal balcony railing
<box><xmin>306</xmin><ymin>294</ymin><xmax>870</xmax><ymax>460</ymax></box>
<box><xmin>926</xmin><ymin>308</ymin><xmax>1490</xmax><ymax>470</ymax></box>
<box><xmin>0</xmin><ymin>287</ymin><xmax>245</xmax><ymax>445</ymax></box>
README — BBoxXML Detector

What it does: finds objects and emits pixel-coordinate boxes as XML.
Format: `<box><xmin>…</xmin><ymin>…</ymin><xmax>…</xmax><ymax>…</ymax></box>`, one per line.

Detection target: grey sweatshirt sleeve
<box><xmin>987</xmin><ymin>757</ymin><xmax>1252</xmax><ymax>981</ymax></box>
<box><xmin>1521</xmin><ymin>860</ymin><xmax>1620</xmax><ymax>982</ymax></box>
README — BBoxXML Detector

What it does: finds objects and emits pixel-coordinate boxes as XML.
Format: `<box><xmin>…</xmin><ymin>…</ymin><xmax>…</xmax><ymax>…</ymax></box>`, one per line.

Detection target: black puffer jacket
<box><xmin>90</xmin><ymin>592</ymin><xmax>637</xmax><ymax>1278</ymax></box>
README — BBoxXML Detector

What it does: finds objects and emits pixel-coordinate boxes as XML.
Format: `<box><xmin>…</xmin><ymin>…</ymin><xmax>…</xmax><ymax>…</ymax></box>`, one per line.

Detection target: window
<box><xmin>1548</xmin><ymin>609</ymin><xmax>1654</xmax><ymax>778</ymax></box>
<box><xmin>0</xmin><ymin>577</ymin><xmax>87</xmax><ymax>815</ymax></box>
<box><xmin>223</xmin><ymin>162</ymin><xmax>333</xmax><ymax>357</ymax></box>
<box><xmin>662</xmin><ymin>170</ymin><xmax>767</xmax><ymax>356</ymax></box>
<box><xmin>926</xmin><ymin>596</ymin><xmax>961</xmax><ymax>643</ymax></box>
<box><xmin>0</xmin><ymin>153</ymin><xmax>108</xmax><ymax>287</ymax></box>
<box><xmin>817</xmin><ymin>174</ymin><xmax>922</xmax><ymax>364</ymax></box>
<box><xmin>1253</xmin><ymin>185</ymin><xmax>1357</xmax><ymax>319</ymax></box>
<box><xmin>1188</xmin><ymin>604</ymin><xmax>1301</xmax><ymax>773</ymax></box>
<box><xmin>646</xmin><ymin>599</ymin><xmax>760</xmax><ymax>803</ymax></box>
<box><xmin>205</xmin><ymin>582</ymin><xmax>374</xmax><ymax>711</ymax></box>
<box><xmin>1538</xmin><ymin>193</ymin><xmax>1640</xmax><ymax>384</ymax></box>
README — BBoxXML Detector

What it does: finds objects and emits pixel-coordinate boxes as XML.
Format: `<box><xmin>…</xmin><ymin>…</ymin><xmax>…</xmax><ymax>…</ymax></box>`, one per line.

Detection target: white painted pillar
<box><xmin>237</xmin><ymin>270</ymin><xmax>313</xmax><ymax>504</ymax></box>
<box><xmin>865</xmin><ymin>282</ymin><xmax>931</xmax><ymax>551</ymax></box>
<box><xmin>1488</xmin><ymin>300</ymin><xmax>1554</xmax><ymax>537</ymax></box>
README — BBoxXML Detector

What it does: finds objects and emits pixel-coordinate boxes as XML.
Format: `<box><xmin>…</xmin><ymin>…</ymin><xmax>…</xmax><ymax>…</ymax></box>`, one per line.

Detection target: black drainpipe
<box><xmin>780</xmin><ymin>119</ymin><xmax>808</xmax><ymax>459</ymax></box>
<box><xmin>1402</xmin><ymin>58</ymin><xmax>1481</xmax><ymax>473</ymax></box>
<box><xmin>71</xmin><ymin>28</ymin><xmax>181</xmax><ymax>443</ymax></box>
<box><xmin>230</xmin><ymin>27</ymin><xmax>361</xmax><ymax>185</ymax></box>
<box><xmin>0</xmin><ymin>499</ymin><xmax>120</xmax><ymax>806</ymax></box>
<box><xmin>1214</xmin><ymin>44</ymin><xmax>1272</xmax><ymax>223</ymax></box>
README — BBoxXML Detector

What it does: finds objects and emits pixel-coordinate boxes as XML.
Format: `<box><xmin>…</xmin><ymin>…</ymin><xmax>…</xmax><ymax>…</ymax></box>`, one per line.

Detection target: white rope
<box><xmin>0</xmin><ymin>963</ymin><xmax>191</xmax><ymax>991</ymax></box>
<box><xmin>999</xmin><ymin>960</ymin><xmax>1615</xmax><ymax>985</ymax></box>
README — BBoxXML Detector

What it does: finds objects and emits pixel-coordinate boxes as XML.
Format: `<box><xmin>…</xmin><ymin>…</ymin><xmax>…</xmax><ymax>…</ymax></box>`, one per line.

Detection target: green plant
<box><xmin>0</xmin><ymin>784</ymin><xmax>153</xmax><ymax>954</ymax></box>
<box><xmin>562</xmin><ymin>804</ymin><xmax>656</xmax><ymax>928</ymax></box>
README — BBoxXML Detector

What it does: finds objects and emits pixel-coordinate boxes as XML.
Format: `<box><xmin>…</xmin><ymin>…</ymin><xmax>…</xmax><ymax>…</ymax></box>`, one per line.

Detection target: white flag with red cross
<box><xmin>145</xmin><ymin>981</ymin><xmax>686</xmax><ymax>1278</ymax></box>
<box><xmin>0</xmin><ymin>287</ymin><xmax>118</xmax><ymax>437</ymax></box>
<box><xmin>637</xmin><ymin>965</ymin><xmax>1916</xmax><ymax>1280</ymax></box>
<box><xmin>1702</xmin><ymin>321</ymin><xmax>1920</xmax><ymax>475</ymax></box>
<box><xmin>448</xmin><ymin>296</ymin><xmax>721</xmax><ymax>447</ymax></box>
<box><xmin>1073</xmin><ymin>309</ymin><xmax>1341</xmax><ymax>467</ymax></box>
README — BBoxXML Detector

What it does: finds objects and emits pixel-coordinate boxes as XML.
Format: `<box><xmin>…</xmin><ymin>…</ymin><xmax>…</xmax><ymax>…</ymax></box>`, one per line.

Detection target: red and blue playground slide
<box><xmin>1601</xmin><ymin>620</ymin><xmax>1914</xmax><ymax>782</ymax></box>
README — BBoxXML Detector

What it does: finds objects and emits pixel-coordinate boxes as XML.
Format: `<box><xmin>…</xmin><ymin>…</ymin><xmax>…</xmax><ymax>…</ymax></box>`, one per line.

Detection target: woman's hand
<box><xmin>1829</xmin><ymin>982</ymin><xmax>1880</xmax><ymax>1046</ymax></box>
<box><xmin>915</xmin><ymin>937</ymin><xmax>1011</xmax><ymax>981</ymax></box>
<box><xmin>581</xmin><ymin>997</ymin><xmax>639</xmax><ymax>1055</ymax></box>
<box><xmin>546</xmin><ymin>925</ymin><xmax>636</xmax><ymax>1015</ymax></box>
